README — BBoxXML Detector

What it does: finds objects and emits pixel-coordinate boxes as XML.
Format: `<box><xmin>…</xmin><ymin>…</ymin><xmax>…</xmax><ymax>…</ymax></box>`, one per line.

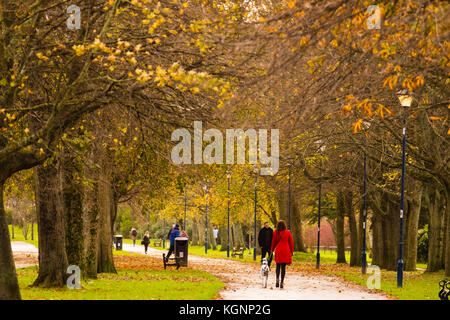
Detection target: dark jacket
<box><xmin>258</xmin><ymin>227</ymin><xmax>273</xmax><ymax>249</ymax></box>
<box><xmin>143</xmin><ymin>235</ymin><xmax>150</xmax><ymax>245</ymax></box>
<box><xmin>169</xmin><ymin>227</ymin><xmax>180</xmax><ymax>246</ymax></box>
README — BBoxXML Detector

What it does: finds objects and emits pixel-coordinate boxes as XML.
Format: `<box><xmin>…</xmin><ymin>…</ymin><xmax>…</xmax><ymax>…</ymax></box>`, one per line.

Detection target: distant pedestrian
<box><xmin>165</xmin><ymin>224</ymin><xmax>180</xmax><ymax>261</ymax></box>
<box><xmin>271</xmin><ymin>220</ymin><xmax>294</xmax><ymax>289</ymax></box>
<box><xmin>143</xmin><ymin>231</ymin><xmax>150</xmax><ymax>254</ymax></box>
<box><xmin>180</xmin><ymin>230</ymin><xmax>189</xmax><ymax>238</ymax></box>
<box><xmin>213</xmin><ymin>226</ymin><xmax>219</xmax><ymax>245</ymax></box>
<box><xmin>258</xmin><ymin>222</ymin><xmax>273</xmax><ymax>262</ymax></box>
<box><xmin>131</xmin><ymin>227</ymin><xmax>138</xmax><ymax>246</ymax></box>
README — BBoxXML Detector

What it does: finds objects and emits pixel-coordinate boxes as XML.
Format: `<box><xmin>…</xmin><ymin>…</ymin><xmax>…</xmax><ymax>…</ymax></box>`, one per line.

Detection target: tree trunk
<box><xmin>33</xmin><ymin>163</ymin><xmax>69</xmax><ymax>287</ymax></box>
<box><xmin>405</xmin><ymin>187</ymin><xmax>422</xmax><ymax>271</ymax></box>
<box><xmin>345</xmin><ymin>190</ymin><xmax>359</xmax><ymax>267</ymax></box>
<box><xmin>371</xmin><ymin>212</ymin><xmax>383</xmax><ymax>266</ymax></box>
<box><xmin>0</xmin><ymin>181</ymin><xmax>21</xmax><ymax>299</ymax></box>
<box><xmin>191</xmin><ymin>217</ymin><xmax>199</xmax><ymax>245</ymax></box>
<box><xmin>62</xmin><ymin>153</ymin><xmax>85</xmax><ymax>270</ymax></box>
<box><xmin>426</xmin><ymin>187</ymin><xmax>445</xmax><ymax>272</ymax></box>
<box><xmin>291</xmin><ymin>199</ymin><xmax>306</xmax><ymax>252</ymax></box>
<box><xmin>445</xmin><ymin>198</ymin><xmax>450</xmax><ymax>276</ymax></box>
<box><xmin>232</xmin><ymin>223</ymin><xmax>245</xmax><ymax>248</ymax></box>
<box><xmin>96</xmin><ymin>165</ymin><xmax>116</xmax><ymax>274</ymax></box>
<box><xmin>336</xmin><ymin>191</ymin><xmax>347</xmax><ymax>263</ymax></box>
<box><xmin>83</xmin><ymin>153</ymin><xmax>99</xmax><ymax>279</ymax></box>
<box><xmin>219</xmin><ymin>224</ymin><xmax>227</xmax><ymax>251</ymax></box>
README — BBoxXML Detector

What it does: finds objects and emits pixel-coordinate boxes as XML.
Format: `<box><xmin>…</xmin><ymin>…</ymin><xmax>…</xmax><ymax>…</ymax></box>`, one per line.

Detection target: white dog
<box><xmin>260</xmin><ymin>258</ymin><xmax>270</xmax><ymax>288</ymax></box>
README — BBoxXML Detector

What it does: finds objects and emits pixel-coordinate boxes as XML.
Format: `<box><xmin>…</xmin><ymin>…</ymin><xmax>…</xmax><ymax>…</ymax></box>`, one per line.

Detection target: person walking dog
<box><xmin>271</xmin><ymin>220</ymin><xmax>294</xmax><ymax>289</ymax></box>
<box><xmin>258</xmin><ymin>222</ymin><xmax>273</xmax><ymax>262</ymax></box>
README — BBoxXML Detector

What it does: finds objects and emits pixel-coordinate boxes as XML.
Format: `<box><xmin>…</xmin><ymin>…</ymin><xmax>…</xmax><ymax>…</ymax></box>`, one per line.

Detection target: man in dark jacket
<box><xmin>165</xmin><ymin>224</ymin><xmax>180</xmax><ymax>261</ymax></box>
<box><xmin>258</xmin><ymin>222</ymin><xmax>273</xmax><ymax>262</ymax></box>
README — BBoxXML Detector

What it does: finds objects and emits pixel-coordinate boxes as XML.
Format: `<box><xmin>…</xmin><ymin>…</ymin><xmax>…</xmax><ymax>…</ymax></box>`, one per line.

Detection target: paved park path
<box><xmin>11</xmin><ymin>241</ymin><xmax>38</xmax><ymax>269</ymax></box>
<box><xmin>122</xmin><ymin>243</ymin><xmax>389</xmax><ymax>300</ymax></box>
<box><xmin>10</xmin><ymin>241</ymin><xmax>389</xmax><ymax>300</ymax></box>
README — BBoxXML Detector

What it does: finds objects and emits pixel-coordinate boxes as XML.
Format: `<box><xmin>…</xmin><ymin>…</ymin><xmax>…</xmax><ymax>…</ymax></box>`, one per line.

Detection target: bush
<box><xmin>417</xmin><ymin>225</ymin><xmax>428</xmax><ymax>263</ymax></box>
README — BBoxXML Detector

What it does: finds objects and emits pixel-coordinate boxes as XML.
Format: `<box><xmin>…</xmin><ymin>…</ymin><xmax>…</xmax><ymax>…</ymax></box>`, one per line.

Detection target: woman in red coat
<box><xmin>271</xmin><ymin>220</ymin><xmax>294</xmax><ymax>289</ymax></box>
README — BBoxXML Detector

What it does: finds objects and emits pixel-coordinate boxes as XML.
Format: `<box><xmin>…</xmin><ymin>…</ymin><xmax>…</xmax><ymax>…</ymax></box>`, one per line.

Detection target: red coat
<box><xmin>271</xmin><ymin>230</ymin><xmax>294</xmax><ymax>264</ymax></box>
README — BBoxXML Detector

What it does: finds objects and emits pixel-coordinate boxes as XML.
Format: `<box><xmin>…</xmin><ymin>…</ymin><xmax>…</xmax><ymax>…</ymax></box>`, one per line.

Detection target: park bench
<box><xmin>154</xmin><ymin>239</ymin><xmax>162</xmax><ymax>247</ymax></box>
<box><xmin>231</xmin><ymin>247</ymin><xmax>245</xmax><ymax>259</ymax></box>
<box><xmin>162</xmin><ymin>253</ymin><xmax>180</xmax><ymax>270</ymax></box>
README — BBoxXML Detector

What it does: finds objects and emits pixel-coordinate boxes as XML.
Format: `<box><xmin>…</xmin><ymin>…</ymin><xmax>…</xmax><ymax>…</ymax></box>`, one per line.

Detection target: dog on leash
<box><xmin>260</xmin><ymin>258</ymin><xmax>270</xmax><ymax>281</ymax></box>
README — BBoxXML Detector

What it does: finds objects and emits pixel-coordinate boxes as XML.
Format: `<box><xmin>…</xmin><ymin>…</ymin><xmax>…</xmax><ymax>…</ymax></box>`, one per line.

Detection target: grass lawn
<box><xmin>8</xmin><ymin>224</ymin><xmax>39</xmax><ymax>248</ymax></box>
<box><xmin>17</xmin><ymin>251</ymin><xmax>223</xmax><ymax>300</ymax></box>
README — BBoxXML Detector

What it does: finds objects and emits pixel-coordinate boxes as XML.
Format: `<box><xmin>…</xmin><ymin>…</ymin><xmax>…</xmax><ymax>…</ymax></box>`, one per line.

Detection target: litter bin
<box><xmin>114</xmin><ymin>235</ymin><xmax>123</xmax><ymax>251</ymax></box>
<box><xmin>175</xmin><ymin>237</ymin><xmax>189</xmax><ymax>267</ymax></box>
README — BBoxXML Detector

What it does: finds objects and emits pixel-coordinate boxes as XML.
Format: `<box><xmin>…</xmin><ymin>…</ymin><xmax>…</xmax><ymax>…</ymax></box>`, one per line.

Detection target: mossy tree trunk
<box><xmin>0</xmin><ymin>181</ymin><xmax>21</xmax><ymax>299</ymax></box>
<box><xmin>96</xmin><ymin>163</ymin><xmax>116</xmax><ymax>274</ymax></box>
<box><xmin>33</xmin><ymin>163</ymin><xmax>69</xmax><ymax>287</ymax></box>
<box><xmin>62</xmin><ymin>152</ymin><xmax>85</xmax><ymax>273</ymax></box>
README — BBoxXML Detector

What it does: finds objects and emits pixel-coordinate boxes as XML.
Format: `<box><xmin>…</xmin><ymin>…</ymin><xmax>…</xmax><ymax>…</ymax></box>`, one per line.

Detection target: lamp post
<box><xmin>204</xmin><ymin>184</ymin><xmax>208</xmax><ymax>254</ymax></box>
<box><xmin>253</xmin><ymin>166</ymin><xmax>258</xmax><ymax>261</ymax></box>
<box><xmin>361</xmin><ymin>121</ymin><xmax>371</xmax><ymax>275</ymax></box>
<box><xmin>184</xmin><ymin>185</ymin><xmax>187</xmax><ymax>231</ymax></box>
<box><xmin>396</xmin><ymin>90</ymin><xmax>413</xmax><ymax>288</ymax></box>
<box><xmin>315</xmin><ymin>140</ymin><xmax>326</xmax><ymax>269</ymax></box>
<box><xmin>226</xmin><ymin>170</ymin><xmax>232</xmax><ymax>258</ymax></box>
<box><xmin>162</xmin><ymin>217</ymin><xmax>166</xmax><ymax>249</ymax></box>
<box><xmin>288</xmin><ymin>165</ymin><xmax>291</xmax><ymax>230</ymax></box>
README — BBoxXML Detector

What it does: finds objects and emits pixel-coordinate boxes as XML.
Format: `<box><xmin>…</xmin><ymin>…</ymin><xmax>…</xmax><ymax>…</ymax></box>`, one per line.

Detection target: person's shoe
<box><xmin>275</xmin><ymin>281</ymin><xmax>279</xmax><ymax>288</ymax></box>
<box><xmin>280</xmin><ymin>283</ymin><xmax>284</xmax><ymax>289</ymax></box>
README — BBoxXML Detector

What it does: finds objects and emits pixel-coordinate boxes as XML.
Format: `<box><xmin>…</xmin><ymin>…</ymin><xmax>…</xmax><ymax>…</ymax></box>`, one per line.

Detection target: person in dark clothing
<box><xmin>166</xmin><ymin>224</ymin><xmax>174</xmax><ymax>243</ymax></box>
<box><xmin>165</xmin><ymin>224</ymin><xmax>180</xmax><ymax>261</ymax></box>
<box><xmin>258</xmin><ymin>222</ymin><xmax>273</xmax><ymax>262</ymax></box>
<box><xmin>131</xmin><ymin>227</ymin><xmax>138</xmax><ymax>246</ymax></box>
<box><xmin>143</xmin><ymin>231</ymin><xmax>150</xmax><ymax>254</ymax></box>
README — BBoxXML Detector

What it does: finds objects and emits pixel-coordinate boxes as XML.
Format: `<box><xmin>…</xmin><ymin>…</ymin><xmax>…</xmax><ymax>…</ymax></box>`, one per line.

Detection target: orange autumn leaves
<box><xmin>342</xmin><ymin>96</ymin><xmax>393</xmax><ymax>133</ymax></box>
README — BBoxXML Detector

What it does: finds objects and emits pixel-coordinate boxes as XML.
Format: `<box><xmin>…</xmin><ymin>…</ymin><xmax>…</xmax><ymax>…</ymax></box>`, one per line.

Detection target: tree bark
<box><xmin>83</xmin><ymin>153</ymin><xmax>99</xmax><ymax>279</ymax></box>
<box><xmin>33</xmin><ymin>163</ymin><xmax>69</xmax><ymax>287</ymax></box>
<box><xmin>291</xmin><ymin>199</ymin><xmax>306</xmax><ymax>252</ymax></box>
<box><xmin>0</xmin><ymin>181</ymin><xmax>21</xmax><ymax>299</ymax></box>
<box><xmin>425</xmin><ymin>186</ymin><xmax>445</xmax><ymax>272</ymax></box>
<box><xmin>405</xmin><ymin>186</ymin><xmax>422</xmax><ymax>271</ymax></box>
<box><xmin>335</xmin><ymin>191</ymin><xmax>347</xmax><ymax>263</ymax></box>
<box><xmin>96</xmin><ymin>163</ymin><xmax>116</xmax><ymax>274</ymax></box>
<box><xmin>62</xmin><ymin>153</ymin><xmax>85</xmax><ymax>270</ymax></box>
<box><xmin>345</xmin><ymin>190</ymin><xmax>359</xmax><ymax>267</ymax></box>
<box><xmin>219</xmin><ymin>224</ymin><xmax>227</xmax><ymax>251</ymax></box>
<box><xmin>445</xmin><ymin>198</ymin><xmax>450</xmax><ymax>276</ymax></box>
<box><xmin>191</xmin><ymin>217</ymin><xmax>199</xmax><ymax>245</ymax></box>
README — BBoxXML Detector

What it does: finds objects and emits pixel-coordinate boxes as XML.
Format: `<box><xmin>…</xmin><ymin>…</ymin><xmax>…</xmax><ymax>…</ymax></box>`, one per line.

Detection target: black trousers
<box><xmin>167</xmin><ymin>244</ymin><xmax>175</xmax><ymax>259</ymax></box>
<box><xmin>261</xmin><ymin>246</ymin><xmax>271</xmax><ymax>261</ymax></box>
<box><xmin>276</xmin><ymin>263</ymin><xmax>287</xmax><ymax>283</ymax></box>
<box><xmin>144</xmin><ymin>243</ymin><xmax>149</xmax><ymax>253</ymax></box>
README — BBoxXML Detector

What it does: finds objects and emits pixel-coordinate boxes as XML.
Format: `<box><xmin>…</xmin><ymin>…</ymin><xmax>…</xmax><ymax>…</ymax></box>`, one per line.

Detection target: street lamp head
<box><xmin>397</xmin><ymin>89</ymin><xmax>413</xmax><ymax>107</ymax></box>
<box><xmin>226</xmin><ymin>170</ymin><xmax>232</xmax><ymax>179</ymax></box>
<box><xmin>203</xmin><ymin>184</ymin><xmax>208</xmax><ymax>192</ymax></box>
<box><xmin>314</xmin><ymin>139</ymin><xmax>326</xmax><ymax>153</ymax></box>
